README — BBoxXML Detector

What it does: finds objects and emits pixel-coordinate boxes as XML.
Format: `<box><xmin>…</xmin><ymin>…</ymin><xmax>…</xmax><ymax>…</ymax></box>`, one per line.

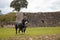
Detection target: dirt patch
<box><xmin>2</xmin><ymin>34</ymin><xmax>60</xmax><ymax>40</ymax></box>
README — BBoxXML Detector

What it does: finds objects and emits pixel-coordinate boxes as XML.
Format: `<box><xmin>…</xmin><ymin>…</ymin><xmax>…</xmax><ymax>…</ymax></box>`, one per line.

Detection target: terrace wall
<box><xmin>17</xmin><ymin>12</ymin><xmax>60</xmax><ymax>27</ymax></box>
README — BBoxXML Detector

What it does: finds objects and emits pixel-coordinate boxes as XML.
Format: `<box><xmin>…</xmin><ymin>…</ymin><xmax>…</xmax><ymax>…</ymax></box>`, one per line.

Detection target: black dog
<box><xmin>15</xmin><ymin>18</ymin><xmax>29</xmax><ymax>34</ymax></box>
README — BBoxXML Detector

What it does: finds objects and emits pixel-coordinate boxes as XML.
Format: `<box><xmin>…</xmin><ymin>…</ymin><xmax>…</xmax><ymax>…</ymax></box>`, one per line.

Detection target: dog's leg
<box><xmin>19</xmin><ymin>28</ymin><xmax>20</xmax><ymax>34</ymax></box>
<box><xmin>24</xmin><ymin>26</ymin><xmax>27</xmax><ymax>33</ymax></box>
<box><xmin>15</xmin><ymin>25</ymin><xmax>17</xmax><ymax>34</ymax></box>
<box><xmin>21</xmin><ymin>28</ymin><xmax>24</xmax><ymax>34</ymax></box>
<box><xmin>15</xmin><ymin>27</ymin><xmax>17</xmax><ymax>34</ymax></box>
<box><xmin>24</xmin><ymin>28</ymin><xmax>26</xmax><ymax>33</ymax></box>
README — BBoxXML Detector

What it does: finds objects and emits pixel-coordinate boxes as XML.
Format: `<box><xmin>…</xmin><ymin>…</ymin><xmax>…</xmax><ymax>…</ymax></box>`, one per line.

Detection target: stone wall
<box><xmin>16</xmin><ymin>12</ymin><xmax>23</xmax><ymax>23</ymax></box>
<box><xmin>17</xmin><ymin>12</ymin><xmax>60</xmax><ymax>27</ymax></box>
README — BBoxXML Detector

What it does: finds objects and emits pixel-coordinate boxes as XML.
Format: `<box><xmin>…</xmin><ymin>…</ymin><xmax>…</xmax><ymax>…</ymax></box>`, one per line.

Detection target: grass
<box><xmin>0</xmin><ymin>27</ymin><xmax>60</xmax><ymax>39</ymax></box>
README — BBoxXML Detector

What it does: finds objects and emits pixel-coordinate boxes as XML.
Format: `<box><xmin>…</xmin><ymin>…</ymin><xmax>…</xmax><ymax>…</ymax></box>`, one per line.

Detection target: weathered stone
<box><xmin>17</xmin><ymin>12</ymin><xmax>60</xmax><ymax>27</ymax></box>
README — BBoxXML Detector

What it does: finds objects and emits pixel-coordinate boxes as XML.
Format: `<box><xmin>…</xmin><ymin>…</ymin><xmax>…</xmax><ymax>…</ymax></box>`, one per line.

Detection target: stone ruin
<box><xmin>16</xmin><ymin>12</ymin><xmax>60</xmax><ymax>27</ymax></box>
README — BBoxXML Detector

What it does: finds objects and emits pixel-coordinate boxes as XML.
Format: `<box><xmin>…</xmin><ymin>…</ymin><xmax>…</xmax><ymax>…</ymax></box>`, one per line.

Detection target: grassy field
<box><xmin>0</xmin><ymin>27</ymin><xmax>60</xmax><ymax>40</ymax></box>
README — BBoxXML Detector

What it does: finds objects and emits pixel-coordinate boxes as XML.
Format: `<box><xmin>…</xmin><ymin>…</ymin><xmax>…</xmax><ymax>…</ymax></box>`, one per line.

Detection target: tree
<box><xmin>10</xmin><ymin>0</ymin><xmax>28</xmax><ymax>12</ymax></box>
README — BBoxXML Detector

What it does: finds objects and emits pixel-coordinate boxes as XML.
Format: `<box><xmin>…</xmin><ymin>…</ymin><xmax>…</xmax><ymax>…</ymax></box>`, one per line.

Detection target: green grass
<box><xmin>0</xmin><ymin>27</ymin><xmax>60</xmax><ymax>39</ymax></box>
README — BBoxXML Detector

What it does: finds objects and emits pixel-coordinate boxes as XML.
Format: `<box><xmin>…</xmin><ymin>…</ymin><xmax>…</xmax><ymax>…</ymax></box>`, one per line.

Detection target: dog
<box><xmin>15</xmin><ymin>18</ymin><xmax>29</xmax><ymax>34</ymax></box>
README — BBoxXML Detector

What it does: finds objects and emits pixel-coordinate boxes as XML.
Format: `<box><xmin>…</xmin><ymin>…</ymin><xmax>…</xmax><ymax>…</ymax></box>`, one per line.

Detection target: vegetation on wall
<box><xmin>0</xmin><ymin>12</ymin><xmax>16</xmax><ymax>22</ymax></box>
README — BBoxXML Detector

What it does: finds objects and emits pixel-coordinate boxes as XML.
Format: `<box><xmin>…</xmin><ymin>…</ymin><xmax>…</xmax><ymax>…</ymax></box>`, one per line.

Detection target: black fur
<box><xmin>15</xmin><ymin>19</ymin><xmax>29</xmax><ymax>34</ymax></box>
